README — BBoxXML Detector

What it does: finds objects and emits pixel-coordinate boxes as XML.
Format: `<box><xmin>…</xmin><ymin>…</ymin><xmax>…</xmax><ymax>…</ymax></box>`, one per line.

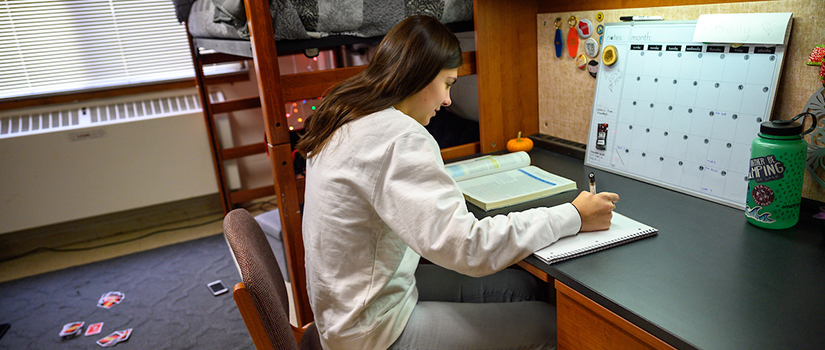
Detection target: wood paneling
<box><xmin>474</xmin><ymin>0</ymin><xmax>540</xmax><ymax>154</ymax></box>
<box><xmin>555</xmin><ymin>280</ymin><xmax>677</xmax><ymax>350</ymax></box>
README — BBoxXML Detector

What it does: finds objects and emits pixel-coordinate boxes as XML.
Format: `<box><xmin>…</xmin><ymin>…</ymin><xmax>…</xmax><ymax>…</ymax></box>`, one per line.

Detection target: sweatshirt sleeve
<box><xmin>371</xmin><ymin>130</ymin><xmax>580</xmax><ymax>277</ymax></box>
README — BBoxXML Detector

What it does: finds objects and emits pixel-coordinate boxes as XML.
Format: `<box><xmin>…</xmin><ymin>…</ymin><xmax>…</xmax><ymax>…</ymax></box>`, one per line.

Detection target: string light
<box><xmin>297</xmin><ymin>118</ymin><xmax>303</xmax><ymax>123</ymax></box>
<box><xmin>286</xmin><ymin>113</ymin><xmax>291</xmax><ymax>118</ymax></box>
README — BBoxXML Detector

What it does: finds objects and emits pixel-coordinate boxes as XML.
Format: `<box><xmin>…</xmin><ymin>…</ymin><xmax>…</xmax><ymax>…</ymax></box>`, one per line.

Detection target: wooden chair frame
<box><xmin>233</xmin><ymin>282</ymin><xmax>311</xmax><ymax>349</ymax></box>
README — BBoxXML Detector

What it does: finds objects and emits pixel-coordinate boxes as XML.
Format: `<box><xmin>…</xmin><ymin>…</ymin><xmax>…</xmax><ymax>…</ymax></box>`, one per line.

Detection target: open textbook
<box><xmin>445</xmin><ymin>151</ymin><xmax>577</xmax><ymax>211</ymax></box>
<box><xmin>533</xmin><ymin>212</ymin><xmax>658</xmax><ymax>264</ymax></box>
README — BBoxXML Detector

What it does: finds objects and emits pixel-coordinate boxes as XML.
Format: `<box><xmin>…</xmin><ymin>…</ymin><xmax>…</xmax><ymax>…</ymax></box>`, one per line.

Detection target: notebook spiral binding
<box><xmin>539</xmin><ymin>228</ymin><xmax>658</xmax><ymax>264</ymax></box>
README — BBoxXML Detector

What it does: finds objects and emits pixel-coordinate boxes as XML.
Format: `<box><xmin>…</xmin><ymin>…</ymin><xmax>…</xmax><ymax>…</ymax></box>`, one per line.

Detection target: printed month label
<box><xmin>749</xmin><ymin>155</ymin><xmax>785</xmax><ymax>183</ymax></box>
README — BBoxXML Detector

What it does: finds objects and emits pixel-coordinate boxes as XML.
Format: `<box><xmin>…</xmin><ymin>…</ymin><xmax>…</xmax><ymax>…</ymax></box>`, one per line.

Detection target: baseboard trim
<box><xmin>0</xmin><ymin>194</ymin><xmax>222</xmax><ymax>261</ymax></box>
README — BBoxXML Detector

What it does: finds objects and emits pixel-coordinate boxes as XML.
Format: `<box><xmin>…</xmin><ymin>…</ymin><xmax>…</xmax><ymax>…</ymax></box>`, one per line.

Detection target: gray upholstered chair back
<box><xmin>223</xmin><ymin>208</ymin><xmax>299</xmax><ymax>350</ymax></box>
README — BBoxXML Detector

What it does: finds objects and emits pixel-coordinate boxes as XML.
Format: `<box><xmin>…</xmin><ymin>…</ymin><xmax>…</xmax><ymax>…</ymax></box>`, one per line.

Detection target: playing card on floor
<box><xmin>97</xmin><ymin>291</ymin><xmax>125</xmax><ymax>309</ymax></box>
<box><xmin>59</xmin><ymin>321</ymin><xmax>84</xmax><ymax>338</ymax></box>
<box><xmin>96</xmin><ymin>330</ymin><xmax>123</xmax><ymax>348</ymax></box>
<box><xmin>85</xmin><ymin>322</ymin><xmax>104</xmax><ymax>336</ymax></box>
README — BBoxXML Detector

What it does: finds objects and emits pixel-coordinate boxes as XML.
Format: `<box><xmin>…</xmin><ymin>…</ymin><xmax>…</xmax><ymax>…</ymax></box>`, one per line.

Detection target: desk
<box><xmin>468</xmin><ymin>147</ymin><xmax>825</xmax><ymax>350</ymax></box>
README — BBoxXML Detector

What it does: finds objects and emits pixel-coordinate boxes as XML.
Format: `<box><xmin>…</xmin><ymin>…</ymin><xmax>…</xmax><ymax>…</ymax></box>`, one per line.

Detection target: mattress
<box><xmin>182</xmin><ymin>0</ymin><xmax>474</xmax><ymax>41</ymax></box>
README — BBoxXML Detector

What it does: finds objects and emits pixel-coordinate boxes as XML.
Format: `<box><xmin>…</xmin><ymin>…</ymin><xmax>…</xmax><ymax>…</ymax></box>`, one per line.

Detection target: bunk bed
<box><xmin>179</xmin><ymin>0</ymin><xmax>475</xmax><ymax>213</ymax></box>
<box><xmin>175</xmin><ymin>0</ymin><xmax>479</xmax><ymax>327</ymax></box>
<box><xmin>174</xmin><ymin>1</ymin><xmax>801</xmax><ymax>345</ymax></box>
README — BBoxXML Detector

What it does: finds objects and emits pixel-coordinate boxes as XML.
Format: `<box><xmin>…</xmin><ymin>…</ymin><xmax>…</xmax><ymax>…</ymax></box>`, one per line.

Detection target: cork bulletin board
<box><xmin>537</xmin><ymin>0</ymin><xmax>825</xmax><ymax>202</ymax></box>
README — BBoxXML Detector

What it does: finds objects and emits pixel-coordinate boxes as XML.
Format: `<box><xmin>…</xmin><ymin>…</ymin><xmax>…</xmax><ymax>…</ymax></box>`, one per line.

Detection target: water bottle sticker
<box><xmin>750</xmin><ymin>184</ymin><xmax>775</xmax><ymax>206</ymax></box>
<box><xmin>748</xmin><ymin>155</ymin><xmax>785</xmax><ymax>183</ymax></box>
<box><xmin>746</xmin><ymin>205</ymin><xmax>776</xmax><ymax>224</ymax></box>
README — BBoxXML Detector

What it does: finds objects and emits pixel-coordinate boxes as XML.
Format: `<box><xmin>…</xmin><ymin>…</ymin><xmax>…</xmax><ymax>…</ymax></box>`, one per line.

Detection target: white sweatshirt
<box><xmin>302</xmin><ymin>107</ymin><xmax>581</xmax><ymax>350</ymax></box>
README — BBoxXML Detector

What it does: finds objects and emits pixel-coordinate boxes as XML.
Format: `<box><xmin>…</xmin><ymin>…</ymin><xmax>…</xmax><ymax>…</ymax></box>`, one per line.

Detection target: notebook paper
<box><xmin>533</xmin><ymin>212</ymin><xmax>658</xmax><ymax>264</ymax></box>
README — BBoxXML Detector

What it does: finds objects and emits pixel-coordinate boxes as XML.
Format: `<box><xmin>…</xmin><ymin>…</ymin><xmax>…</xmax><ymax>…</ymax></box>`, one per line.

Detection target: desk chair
<box><xmin>223</xmin><ymin>208</ymin><xmax>322</xmax><ymax>350</ymax></box>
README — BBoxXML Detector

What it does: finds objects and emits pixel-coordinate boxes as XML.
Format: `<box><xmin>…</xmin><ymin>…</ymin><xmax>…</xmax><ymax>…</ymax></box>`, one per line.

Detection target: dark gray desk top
<box><xmin>468</xmin><ymin>148</ymin><xmax>825</xmax><ymax>350</ymax></box>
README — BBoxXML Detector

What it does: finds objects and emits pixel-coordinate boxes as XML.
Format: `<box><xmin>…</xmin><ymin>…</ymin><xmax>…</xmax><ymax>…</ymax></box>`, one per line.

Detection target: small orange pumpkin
<box><xmin>506</xmin><ymin>131</ymin><xmax>533</xmax><ymax>152</ymax></box>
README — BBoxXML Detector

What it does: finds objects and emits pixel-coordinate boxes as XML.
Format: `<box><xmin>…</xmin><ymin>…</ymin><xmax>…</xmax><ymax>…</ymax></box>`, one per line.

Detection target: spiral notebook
<box><xmin>533</xmin><ymin>212</ymin><xmax>658</xmax><ymax>264</ymax></box>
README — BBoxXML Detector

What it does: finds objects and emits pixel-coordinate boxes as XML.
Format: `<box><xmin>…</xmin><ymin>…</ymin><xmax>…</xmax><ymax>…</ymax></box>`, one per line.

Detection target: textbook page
<box><xmin>445</xmin><ymin>151</ymin><xmax>531</xmax><ymax>181</ymax></box>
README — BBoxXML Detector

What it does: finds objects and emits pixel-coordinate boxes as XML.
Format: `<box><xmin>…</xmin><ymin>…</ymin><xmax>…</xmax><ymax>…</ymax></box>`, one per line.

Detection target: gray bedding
<box><xmin>181</xmin><ymin>0</ymin><xmax>473</xmax><ymax>40</ymax></box>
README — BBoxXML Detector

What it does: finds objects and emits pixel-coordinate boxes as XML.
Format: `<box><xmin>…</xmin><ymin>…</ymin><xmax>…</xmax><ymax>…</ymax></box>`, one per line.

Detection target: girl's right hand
<box><xmin>572</xmin><ymin>191</ymin><xmax>620</xmax><ymax>232</ymax></box>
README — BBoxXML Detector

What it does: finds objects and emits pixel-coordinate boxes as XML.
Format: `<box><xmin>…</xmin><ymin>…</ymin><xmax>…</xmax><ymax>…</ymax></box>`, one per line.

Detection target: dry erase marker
<box><xmin>619</xmin><ymin>15</ymin><xmax>663</xmax><ymax>21</ymax></box>
<box><xmin>589</xmin><ymin>172</ymin><xmax>596</xmax><ymax>194</ymax></box>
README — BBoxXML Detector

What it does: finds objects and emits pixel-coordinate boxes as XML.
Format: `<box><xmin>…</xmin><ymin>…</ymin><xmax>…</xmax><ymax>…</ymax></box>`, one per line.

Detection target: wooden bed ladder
<box><xmin>186</xmin><ymin>32</ymin><xmax>276</xmax><ymax>215</ymax></box>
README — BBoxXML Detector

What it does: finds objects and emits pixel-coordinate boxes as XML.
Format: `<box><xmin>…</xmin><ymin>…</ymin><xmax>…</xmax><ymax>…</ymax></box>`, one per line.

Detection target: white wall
<box><xmin>0</xmin><ymin>92</ymin><xmax>218</xmax><ymax>233</ymax></box>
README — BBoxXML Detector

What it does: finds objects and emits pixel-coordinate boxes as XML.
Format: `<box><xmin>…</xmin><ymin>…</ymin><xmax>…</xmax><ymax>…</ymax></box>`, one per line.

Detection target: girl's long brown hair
<box><xmin>295</xmin><ymin>15</ymin><xmax>463</xmax><ymax>158</ymax></box>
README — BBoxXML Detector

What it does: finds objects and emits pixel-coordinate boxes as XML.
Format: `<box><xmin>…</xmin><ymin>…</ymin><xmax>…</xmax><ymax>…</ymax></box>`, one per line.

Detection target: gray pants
<box><xmin>389</xmin><ymin>265</ymin><xmax>557</xmax><ymax>350</ymax></box>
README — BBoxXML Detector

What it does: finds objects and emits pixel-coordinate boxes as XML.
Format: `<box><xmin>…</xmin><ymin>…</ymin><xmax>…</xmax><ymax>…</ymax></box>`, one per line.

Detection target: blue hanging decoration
<box><xmin>554</xmin><ymin>17</ymin><xmax>563</xmax><ymax>58</ymax></box>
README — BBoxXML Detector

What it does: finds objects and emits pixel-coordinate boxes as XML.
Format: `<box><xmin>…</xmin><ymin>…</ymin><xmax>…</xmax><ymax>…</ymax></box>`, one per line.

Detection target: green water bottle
<box><xmin>746</xmin><ymin>112</ymin><xmax>817</xmax><ymax>229</ymax></box>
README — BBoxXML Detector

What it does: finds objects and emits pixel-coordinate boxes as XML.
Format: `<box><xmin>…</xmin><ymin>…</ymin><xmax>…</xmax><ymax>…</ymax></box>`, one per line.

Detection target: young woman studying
<box><xmin>296</xmin><ymin>15</ymin><xmax>619</xmax><ymax>350</ymax></box>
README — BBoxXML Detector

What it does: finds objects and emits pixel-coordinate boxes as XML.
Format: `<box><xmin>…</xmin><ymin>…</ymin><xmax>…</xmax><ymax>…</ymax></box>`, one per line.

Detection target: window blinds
<box><xmin>0</xmin><ymin>0</ymin><xmax>194</xmax><ymax>100</ymax></box>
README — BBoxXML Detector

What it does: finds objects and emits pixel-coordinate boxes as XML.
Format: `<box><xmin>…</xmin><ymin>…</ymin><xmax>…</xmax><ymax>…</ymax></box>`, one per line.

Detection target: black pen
<box><xmin>619</xmin><ymin>15</ymin><xmax>664</xmax><ymax>21</ymax></box>
<box><xmin>589</xmin><ymin>172</ymin><xmax>596</xmax><ymax>194</ymax></box>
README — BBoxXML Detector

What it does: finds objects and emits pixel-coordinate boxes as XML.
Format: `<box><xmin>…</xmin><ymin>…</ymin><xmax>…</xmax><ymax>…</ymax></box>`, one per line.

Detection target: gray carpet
<box><xmin>0</xmin><ymin>234</ymin><xmax>254</xmax><ymax>349</ymax></box>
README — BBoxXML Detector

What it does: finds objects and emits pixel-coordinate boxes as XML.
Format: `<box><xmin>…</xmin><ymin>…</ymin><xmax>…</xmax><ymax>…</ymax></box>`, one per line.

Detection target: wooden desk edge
<box><xmin>516</xmin><ymin>260</ymin><xmax>551</xmax><ymax>282</ymax></box>
<box><xmin>555</xmin><ymin>280</ymin><xmax>677</xmax><ymax>350</ymax></box>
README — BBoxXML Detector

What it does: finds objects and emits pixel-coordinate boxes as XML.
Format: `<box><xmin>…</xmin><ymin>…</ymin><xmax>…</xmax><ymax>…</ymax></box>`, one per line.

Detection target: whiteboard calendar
<box><xmin>585</xmin><ymin>19</ymin><xmax>789</xmax><ymax>208</ymax></box>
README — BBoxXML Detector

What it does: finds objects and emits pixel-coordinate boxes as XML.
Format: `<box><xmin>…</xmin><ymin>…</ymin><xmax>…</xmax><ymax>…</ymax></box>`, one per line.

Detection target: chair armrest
<box><xmin>233</xmin><ymin>282</ymin><xmax>276</xmax><ymax>350</ymax></box>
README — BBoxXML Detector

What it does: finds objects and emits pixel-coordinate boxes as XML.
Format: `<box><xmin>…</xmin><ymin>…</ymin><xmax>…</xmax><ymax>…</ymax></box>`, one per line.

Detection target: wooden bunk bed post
<box><xmin>243</xmin><ymin>0</ymin><xmax>314</xmax><ymax>326</ymax></box>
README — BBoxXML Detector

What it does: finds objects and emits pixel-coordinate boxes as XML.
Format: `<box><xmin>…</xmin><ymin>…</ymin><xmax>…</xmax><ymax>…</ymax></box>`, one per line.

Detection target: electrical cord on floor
<box><xmin>0</xmin><ymin>215</ymin><xmax>224</xmax><ymax>263</ymax></box>
<box><xmin>0</xmin><ymin>199</ymin><xmax>281</xmax><ymax>263</ymax></box>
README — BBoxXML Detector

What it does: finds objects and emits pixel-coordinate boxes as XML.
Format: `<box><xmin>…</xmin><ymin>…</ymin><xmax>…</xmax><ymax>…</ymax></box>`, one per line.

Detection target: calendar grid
<box><xmin>586</xmin><ymin>21</ymin><xmax>786</xmax><ymax>208</ymax></box>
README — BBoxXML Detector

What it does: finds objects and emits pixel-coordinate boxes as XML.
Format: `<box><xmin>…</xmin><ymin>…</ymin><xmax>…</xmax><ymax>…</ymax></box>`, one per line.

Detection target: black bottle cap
<box><xmin>761</xmin><ymin>112</ymin><xmax>818</xmax><ymax>137</ymax></box>
<box><xmin>760</xmin><ymin>119</ymin><xmax>803</xmax><ymax>136</ymax></box>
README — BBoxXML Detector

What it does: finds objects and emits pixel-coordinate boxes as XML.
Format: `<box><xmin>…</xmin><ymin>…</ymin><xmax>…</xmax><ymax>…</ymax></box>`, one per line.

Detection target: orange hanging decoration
<box><xmin>567</xmin><ymin>16</ymin><xmax>579</xmax><ymax>58</ymax></box>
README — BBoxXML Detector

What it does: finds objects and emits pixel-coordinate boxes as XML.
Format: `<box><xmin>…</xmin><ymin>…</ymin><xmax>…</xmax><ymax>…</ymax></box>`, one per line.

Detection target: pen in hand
<box><xmin>589</xmin><ymin>172</ymin><xmax>596</xmax><ymax>194</ymax></box>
